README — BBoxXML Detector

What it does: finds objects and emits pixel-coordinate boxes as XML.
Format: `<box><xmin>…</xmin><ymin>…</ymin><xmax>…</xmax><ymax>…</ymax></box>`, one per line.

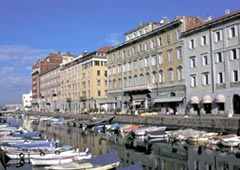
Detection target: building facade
<box><xmin>31</xmin><ymin>52</ymin><xmax>73</xmax><ymax>111</ymax></box>
<box><xmin>182</xmin><ymin>10</ymin><xmax>240</xmax><ymax>116</ymax></box>
<box><xmin>106</xmin><ymin>17</ymin><xmax>204</xmax><ymax>115</ymax></box>
<box><xmin>60</xmin><ymin>47</ymin><xmax>111</xmax><ymax>113</ymax></box>
<box><xmin>22</xmin><ymin>90</ymin><xmax>32</xmax><ymax>111</ymax></box>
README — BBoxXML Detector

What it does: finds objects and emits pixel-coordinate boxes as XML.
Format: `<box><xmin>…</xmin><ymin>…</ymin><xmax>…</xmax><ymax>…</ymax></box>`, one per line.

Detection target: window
<box><xmin>168</xmin><ymin>50</ymin><xmax>173</xmax><ymax>62</ymax></box>
<box><xmin>112</xmin><ymin>67</ymin><xmax>116</xmax><ymax>74</ymax></box>
<box><xmin>189</xmin><ymin>39</ymin><xmax>195</xmax><ymax>49</ymax></box>
<box><xmin>177</xmin><ymin>67</ymin><xmax>183</xmax><ymax>80</ymax></box>
<box><xmin>150</xmin><ymin>39</ymin><xmax>155</xmax><ymax>49</ymax></box>
<box><xmin>97</xmin><ymin>80</ymin><xmax>101</xmax><ymax>86</ymax></box>
<box><xmin>132</xmin><ymin>46</ymin><xmax>136</xmax><ymax>55</ymax></box>
<box><xmin>144</xmin><ymin>43</ymin><xmax>147</xmax><ymax>51</ymax></box>
<box><xmin>177</xmin><ymin>48</ymin><xmax>182</xmax><ymax>60</ymax></box>
<box><xmin>215</xmin><ymin>30</ymin><xmax>222</xmax><ymax>42</ymax></box>
<box><xmin>158</xmin><ymin>53</ymin><xmax>163</xmax><ymax>64</ymax></box>
<box><xmin>134</xmin><ymin>75</ymin><xmax>138</xmax><ymax>85</ymax></box>
<box><xmin>139</xmin><ymin>74</ymin><xmax>144</xmax><ymax>84</ymax></box>
<box><xmin>168</xmin><ymin>68</ymin><xmax>174</xmax><ymax>82</ymax></box>
<box><xmin>167</xmin><ymin>33</ymin><xmax>172</xmax><ymax>44</ymax></box>
<box><xmin>190</xmin><ymin>75</ymin><xmax>197</xmax><ymax>87</ymax></box>
<box><xmin>176</xmin><ymin>29</ymin><xmax>181</xmax><ymax>40</ymax></box>
<box><xmin>216</xmin><ymin>52</ymin><xmax>224</xmax><ymax>63</ymax></box>
<box><xmin>230</xmin><ymin>49</ymin><xmax>238</xmax><ymax>60</ymax></box>
<box><xmin>151</xmin><ymin>73</ymin><xmax>156</xmax><ymax>83</ymax></box>
<box><xmin>202</xmin><ymin>73</ymin><xmax>210</xmax><ymax>86</ymax></box>
<box><xmin>138</xmin><ymin>30</ymin><xmax>142</xmax><ymax>36</ymax></box>
<box><xmin>117</xmin><ymin>65</ymin><xmax>121</xmax><ymax>73</ymax></box>
<box><xmin>144</xmin><ymin>58</ymin><xmax>148</xmax><ymax>67</ymax></box>
<box><xmin>132</xmin><ymin>33</ymin><xmax>136</xmax><ymax>38</ymax></box>
<box><xmin>189</xmin><ymin>56</ymin><xmax>196</xmax><ymax>68</ymax></box>
<box><xmin>151</xmin><ymin>56</ymin><xmax>156</xmax><ymax>66</ymax></box>
<box><xmin>158</xmin><ymin>71</ymin><xmax>164</xmax><ymax>83</ymax></box>
<box><xmin>98</xmin><ymin>90</ymin><xmax>101</xmax><ymax>96</ymax></box>
<box><xmin>229</xmin><ymin>26</ymin><xmax>237</xmax><ymax>38</ymax></box>
<box><xmin>138</xmin><ymin>44</ymin><xmax>142</xmax><ymax>53</ymax></box>
<box><xmin>232</xmin><ymin>70</ymin><xmax>239</xmax><ymax>82</ymax></box>
<box><xmin>201</xmin><ymin>35</ymin><xmax>207</xmax><ymax>46</ymax></box>
<box><xmin>158</xmin><ymin>37</ymin><xmax>163</xmax><ymax>46</ymax></box>
<box><xmin>97</xmin><ymin>70</ymin><xmax>100</xmax><ymax>76</ymax></box>
<box><xmin>202</xmin><ymin>55</ymin><xmax>208</xmax><ymax>66</ymax></box>
<box><xmin>217</xmin><ymin>72</ymin><xmax>224</xmax><ymax>84</ymax></box>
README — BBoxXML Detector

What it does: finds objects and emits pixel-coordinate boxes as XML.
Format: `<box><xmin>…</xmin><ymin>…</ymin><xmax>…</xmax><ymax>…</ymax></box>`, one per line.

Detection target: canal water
<box><xmin>2</xmin><ymin>116</ymin><xmax>240</xmax><ymax>170</ymax></box>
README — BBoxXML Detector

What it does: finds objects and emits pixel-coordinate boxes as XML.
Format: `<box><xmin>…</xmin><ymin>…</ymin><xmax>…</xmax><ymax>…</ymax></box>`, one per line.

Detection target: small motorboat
<box><xmin>45</xmin><ymin>150</ymin><xmax>121</xmax><ymax>170</ymax></box>
<box><xmin>30</xmin><ymin>148</ymin><xmax>92</xmax><ymax>166</ymax></box>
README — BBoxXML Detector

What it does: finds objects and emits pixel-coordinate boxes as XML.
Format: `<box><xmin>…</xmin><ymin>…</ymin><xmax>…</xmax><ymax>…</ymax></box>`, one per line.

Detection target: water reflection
<box><xmin>4</xmin><ymin>117</ymin><xmax>240</xmax><ymax>170</ymax></box>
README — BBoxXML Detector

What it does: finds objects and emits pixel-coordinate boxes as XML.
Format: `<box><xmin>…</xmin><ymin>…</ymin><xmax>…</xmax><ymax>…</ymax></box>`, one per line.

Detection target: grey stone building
<box><xmin>182</xmin><ymin>10</ymin><xmax>240</xmax><ymax>116</ymax></box>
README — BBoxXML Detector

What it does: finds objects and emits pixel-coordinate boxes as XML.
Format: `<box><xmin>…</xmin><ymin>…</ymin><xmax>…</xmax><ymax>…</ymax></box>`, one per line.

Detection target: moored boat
<box><xmin>30</xmin><ymin>148</ymin><xmax>92</xmax><ymax>166</ymax></box>
<box><xmin>45</xmin><ymin>150</ymin><xmax>121</xmax><ymax>170</ymax></box>
<box><xmin>4</xmin><ymin>145</ymin><xmax>78</xmax><ymax>160</ymax></box>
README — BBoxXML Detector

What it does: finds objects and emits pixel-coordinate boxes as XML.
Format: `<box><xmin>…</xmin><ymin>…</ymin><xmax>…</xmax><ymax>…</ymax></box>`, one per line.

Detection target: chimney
<box><xmin>225</xmin><ymin>9</ymin><xmax>230</xmax><ymax>15</ymax></box>
<box><xmin>207</xmin><ymin>14</ymin><xmax>212</xmax><ymax>21</ymax></box>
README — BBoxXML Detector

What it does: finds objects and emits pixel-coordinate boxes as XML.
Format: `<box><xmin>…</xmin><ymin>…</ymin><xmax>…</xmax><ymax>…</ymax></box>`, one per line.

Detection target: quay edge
<box><xmin>13</xmin><ymin>111</ymin><xmax>240</xmax><ymax>134</ymax></box>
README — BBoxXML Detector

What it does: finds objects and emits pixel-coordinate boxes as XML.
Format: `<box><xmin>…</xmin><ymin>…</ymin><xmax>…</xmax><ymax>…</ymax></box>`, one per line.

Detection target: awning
<box><xmin>202</xmin><ymin>95</ymin><xmax>212</xmax><ymax>103</ymax></box>
<box><xmin>215</xmin><ymin>94</ymin><xmax>225</xmax><ymax>103</ymax></box>
<box><xmin>154</xmin><ymin>96</ymin><xmax>184</xmax><ymax>103</ymax></box>
<box><xmin>190</xmin><ymin>96</ymin><xmax>199</xmax><ymax>104</ymax></box>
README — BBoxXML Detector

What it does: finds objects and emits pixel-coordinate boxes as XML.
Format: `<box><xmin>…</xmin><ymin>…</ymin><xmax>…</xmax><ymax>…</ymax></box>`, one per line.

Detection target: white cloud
<box><xmin>0</xmin><ymin>45</ymin><xmax>51</xmax><ymax>106</ymax></box>
<box><xmin>0</xmin><ymin>45</ymin><xmax>51</xmax><ymax>64</ymax></box>
<box><xmin>105</xmin><ymin>32</ymin><xmax>122</xmax><ymax>46</ymax></box>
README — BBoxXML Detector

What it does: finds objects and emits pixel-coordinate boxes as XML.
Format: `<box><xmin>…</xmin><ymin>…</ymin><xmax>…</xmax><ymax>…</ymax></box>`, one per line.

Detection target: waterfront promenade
<box><xmin>8</xmin><ymin>111</ymin><xmax>240</xmax><ymax>134</ymax></box>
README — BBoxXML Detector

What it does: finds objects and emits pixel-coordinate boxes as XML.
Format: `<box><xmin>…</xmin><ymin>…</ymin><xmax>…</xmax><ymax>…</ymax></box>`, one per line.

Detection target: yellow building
<box><xmin>60</xmin><ymin>46</ymin><xmax>111</xmax><ymax>113</ymax></box>
<box><xmin>106</xmin><ymin>16</ymin><xmax>204</xmax><ymax>115</ymax></box>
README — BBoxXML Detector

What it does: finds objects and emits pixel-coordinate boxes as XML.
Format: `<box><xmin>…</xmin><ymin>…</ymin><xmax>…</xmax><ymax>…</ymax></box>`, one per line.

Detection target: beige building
<box><xmin>39</xmin><ymin>53</ymin><xmax>75</xmax><ymax>112</ymax></box>
<box><xmin>60</xmin><ymin>46</ymin><xmax>111</xmax><ymax>113</ymax></box>
<box><xmin>106</xmin><ymin>16</ymin><xmax>204</xmax><ymax>115</ymax></box>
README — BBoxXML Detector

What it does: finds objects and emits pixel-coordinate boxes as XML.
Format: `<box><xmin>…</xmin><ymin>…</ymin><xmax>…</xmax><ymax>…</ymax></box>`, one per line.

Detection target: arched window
<box><xmin>177</xmin><ymin>66</ymin><xmax>183</xmax><ymax>80</ymax></box>
<box><xmin>168</xmin><ymin>68</ymin><xmax>174</xmax><ymax>82</ymax></box>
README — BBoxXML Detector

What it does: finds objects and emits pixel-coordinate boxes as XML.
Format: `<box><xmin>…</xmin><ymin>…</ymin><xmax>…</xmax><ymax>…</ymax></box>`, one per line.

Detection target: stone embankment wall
<box><xmin>25</xmin><ymin>112</ymin><xmax>240</xmax><ymax>134</ymax></box>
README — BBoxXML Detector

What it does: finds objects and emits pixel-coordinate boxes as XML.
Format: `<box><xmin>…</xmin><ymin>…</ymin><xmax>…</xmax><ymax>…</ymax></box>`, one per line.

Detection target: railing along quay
<box><xmin>2</xmin><ymin>111</ymin><xmax>240</xmax><ymax>134</ymax></box>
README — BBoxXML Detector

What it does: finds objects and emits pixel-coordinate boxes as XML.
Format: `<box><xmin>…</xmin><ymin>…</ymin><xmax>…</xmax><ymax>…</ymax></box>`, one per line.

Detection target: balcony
<box><xmin>80</xmin><ymin>96</ymin><xmax>87</xmax><ymax>101</ymax></box>
<box><xmin>123</xmin><ymin>84</ymin><xmax>152</xmax><ymax>92</ymax></box>
<box><xmin>230</xmin><ymin>81</ymin><xmax>240</xmax><ymax>88</ymax></box>
<box><xmin>66</xmin><ymin>98</ymin><xmax>71</xmax><ymax>102</ymax></box>
<box><xmin>216</xmin><ymin>83</ymin><xmax>226</xmax><ymax>90</ymax></box>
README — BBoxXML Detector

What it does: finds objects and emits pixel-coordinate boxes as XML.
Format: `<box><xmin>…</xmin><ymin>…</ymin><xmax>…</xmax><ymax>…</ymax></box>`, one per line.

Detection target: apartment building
<box><xmin>60</xmin><ymin>46</ymin><xmax>111</xmax><ymax>113</ymax></box>
<box><xmin>31</xmin><ymin>53</ymin><xmax>64</xmax><ymax>111</ymax></box>
<box><xmin>182</xmin><ymin>10</ymin><xmax>240</xmax><ymax>115</ymax></box>
<box><xmin>106</xmin><ymin>17</ymin><xmax>204</xmax><ymax>115</ymax></box>
<box><xmin>38</xmin><ymin>53</ymin><xmax>75</xmax><ymax>112</ymax></box>
<box><xmin>22</xmin><ymin>90</ymin><xmax>32</xmax><ymax>111</ymax></box>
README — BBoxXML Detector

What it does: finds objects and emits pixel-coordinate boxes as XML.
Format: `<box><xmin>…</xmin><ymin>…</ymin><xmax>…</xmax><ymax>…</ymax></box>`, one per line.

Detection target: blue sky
<box><xmin>0</xmin><ymin>0</ymin><xmax>239</xmax><ymax>106</ymax></box>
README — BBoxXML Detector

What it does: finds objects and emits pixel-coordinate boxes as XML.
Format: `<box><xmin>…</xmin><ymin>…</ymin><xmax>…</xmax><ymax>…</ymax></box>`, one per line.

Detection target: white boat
<box><xmin>220</xmin><ymin>136</ymin><xmax>240</xmax><ymax>147</ymax></box>
<box><xmin>133</xmin><ymin>126</ymin><xmax>166</xmax><ymax>136</ymax></box>
<box><xmin>45</xmin><ymin>151</ymin><xmax>120</xmax><ymax>170</ymax></box>
<box><xmin>30</xmin><ymin>148</ymin><xmax>91</xmax><ymax>166</ymax></box>
<box><xmin>5</xmin><ymin>145</ymin><xmax>78</xmax><ymax>160</ymax></box>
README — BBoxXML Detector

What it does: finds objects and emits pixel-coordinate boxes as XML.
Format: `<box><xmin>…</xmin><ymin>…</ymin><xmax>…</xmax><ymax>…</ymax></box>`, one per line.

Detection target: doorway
<box><xmin>233</xmin><ymin>94</ymin><xmax>240</xmax><ymax>114</ymax></box>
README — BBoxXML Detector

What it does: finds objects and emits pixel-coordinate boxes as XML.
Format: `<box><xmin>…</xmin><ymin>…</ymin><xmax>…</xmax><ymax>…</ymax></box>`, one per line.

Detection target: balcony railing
<box><xmin>216</xmin><ymin>83</ymin><xmax>226</xmax><ymax>90</ymax></box>
<box><xmin>230</xmin><ymin>81</ymin><xmax>240</xmax><ymax>88</ymax></box>
<box><xmin>123</xmin><ymin>84</ymin><xmax>152</xmax><ymax>92</ymax></box>
<box><xmin>80</xmin><ymin>96</ymin><xmax>87</xmax><ymax>101</ymax></box>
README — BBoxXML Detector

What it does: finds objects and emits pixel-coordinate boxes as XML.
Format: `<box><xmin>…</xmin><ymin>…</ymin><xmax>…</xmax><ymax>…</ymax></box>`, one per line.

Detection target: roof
<box><xmin>184</xmin><ymin>10</ymin><xmax>240</xmax><ymax>34</ymax></box>
<box><xmin>97</xmin><ymin>46</ymin><xmax>112</xmax><ymax>52</ymax></box>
